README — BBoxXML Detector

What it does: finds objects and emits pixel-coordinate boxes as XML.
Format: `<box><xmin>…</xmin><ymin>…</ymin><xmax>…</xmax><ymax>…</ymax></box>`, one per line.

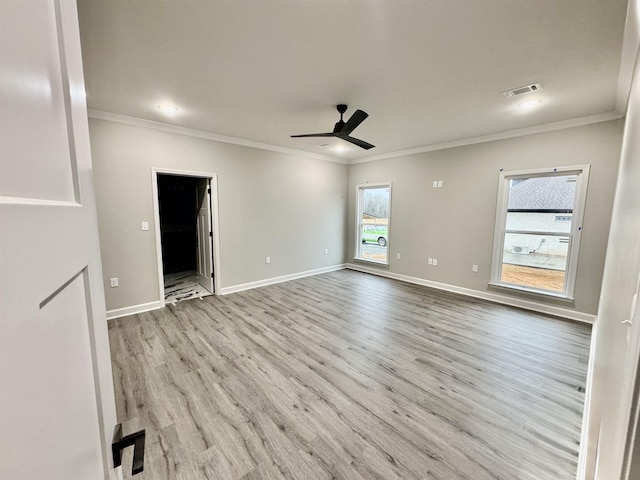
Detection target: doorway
<box><xmin>152</xmin><ymin>169</ymin><xmax>221</xmax><ymax>305</ymax></box>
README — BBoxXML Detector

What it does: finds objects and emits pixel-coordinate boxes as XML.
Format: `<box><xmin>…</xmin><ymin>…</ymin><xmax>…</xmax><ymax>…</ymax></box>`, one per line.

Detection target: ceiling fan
<box><xmin>291</xmin><ymin>104</ymin><xmax>375</xmax><ymax>150</ymax></box>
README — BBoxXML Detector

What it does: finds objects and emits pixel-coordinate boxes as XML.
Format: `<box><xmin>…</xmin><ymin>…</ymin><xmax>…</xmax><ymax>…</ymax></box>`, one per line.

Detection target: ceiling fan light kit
<box><xmin>291</xmin><ymin>104</ymin><xmax>375</xmax><ymax>150</ymax></box>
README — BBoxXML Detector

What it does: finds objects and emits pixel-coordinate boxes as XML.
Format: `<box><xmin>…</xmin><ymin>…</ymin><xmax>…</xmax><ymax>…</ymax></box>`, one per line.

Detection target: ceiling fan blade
<box><xmin>340</xmin><ymin>109</ymin><xmax>368</xmax><ymax>135</ymax></box>
<box><xmin>339</xmin><ymin>134</ymin><xmax>375</xmax><ymax>150</ymax></box>
<box><xmin>290</xmin><ymin>133</ymin><xmax>336</xmax><ymax>138</ymax></box>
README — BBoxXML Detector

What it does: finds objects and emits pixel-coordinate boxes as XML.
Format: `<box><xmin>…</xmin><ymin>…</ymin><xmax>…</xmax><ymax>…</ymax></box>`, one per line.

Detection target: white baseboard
<box><xmin>106</xmin><ymin>265</ymin><xmax>345</xmax><ymax>320</ymax></box>
<box><xmin>346</xmin><ymin>263</ymin><xmax>596</xmax><ymax>324</ymax></box>
<box><xmin>106</xmin><ymin>300</ymin><xmax>164</xmax><ymax>320</ymax></box>
<box><xmin>106</xmin><ymin>264</ymin><xmax>596</xmax><ymax>324</ymax></box>
<box><xmin>219</xmin><ymin>264</ymin><xmax>347</xmax><ymax>295</ymax></box>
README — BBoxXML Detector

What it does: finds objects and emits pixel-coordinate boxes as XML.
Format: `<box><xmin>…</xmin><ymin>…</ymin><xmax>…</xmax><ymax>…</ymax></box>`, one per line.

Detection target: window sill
<box><xmin>488</xmin><ymin>282</ymin><xmax>575</xmax><ymax>302</ymax></box>
<box><xmin>353</xmin><ymin>257</ymin><xmax>389</xmax><ymax>267</ymax></box>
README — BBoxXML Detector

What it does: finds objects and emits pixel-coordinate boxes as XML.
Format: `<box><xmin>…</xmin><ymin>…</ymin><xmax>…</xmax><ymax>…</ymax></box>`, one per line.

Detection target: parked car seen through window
<box><xmin>361</xmin><ymin>225</ymin><xmax>388</xmax><ymax>246</ymax></box>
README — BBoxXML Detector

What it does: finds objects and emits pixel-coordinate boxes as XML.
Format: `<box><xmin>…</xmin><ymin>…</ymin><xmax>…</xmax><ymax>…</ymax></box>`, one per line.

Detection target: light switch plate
<box><xmin>141</xmin><ymin>221</ymin><xmax>149</xmax><ymax>231</ymax></box>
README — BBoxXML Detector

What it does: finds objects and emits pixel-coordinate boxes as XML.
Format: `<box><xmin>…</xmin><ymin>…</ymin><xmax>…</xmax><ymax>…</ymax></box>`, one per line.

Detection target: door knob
<box><xmin>112</xmin><ymin>423</ymin><xmax>145</xmax><ymax>475</ymax></box>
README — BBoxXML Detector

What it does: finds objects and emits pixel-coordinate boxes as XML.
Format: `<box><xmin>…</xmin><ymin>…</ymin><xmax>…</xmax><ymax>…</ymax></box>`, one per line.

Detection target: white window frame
<box><xmin>354</xmin><ymin>182</ymin><xmax>392</xmax><ymax>265</ymax></box>
<box><xmin>489</xmin><ymin>165</ymin><xmax>590</xmax><ymax>299</ymax></box>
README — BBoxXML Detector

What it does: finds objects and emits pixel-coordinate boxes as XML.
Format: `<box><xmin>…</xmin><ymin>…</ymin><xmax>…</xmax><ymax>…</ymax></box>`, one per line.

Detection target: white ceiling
<box><xmin>77</xmin><ymin>0</ymin><xmax>629</xmax><ymax>162</ymax></box>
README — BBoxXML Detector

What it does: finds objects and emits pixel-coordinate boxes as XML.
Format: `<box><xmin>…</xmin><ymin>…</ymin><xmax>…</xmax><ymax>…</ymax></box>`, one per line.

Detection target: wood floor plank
<box><xmin>109</xmin><ymin>270</ymin><xmax>591</xmax><ymax>479</ymax></box>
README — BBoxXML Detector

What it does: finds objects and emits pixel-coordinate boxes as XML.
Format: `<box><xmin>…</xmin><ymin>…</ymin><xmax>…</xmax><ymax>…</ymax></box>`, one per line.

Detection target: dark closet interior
<box><xmin>157</xmin><ymin>174</ymin><xmax>201</xmax><ymax>274</ymax></box>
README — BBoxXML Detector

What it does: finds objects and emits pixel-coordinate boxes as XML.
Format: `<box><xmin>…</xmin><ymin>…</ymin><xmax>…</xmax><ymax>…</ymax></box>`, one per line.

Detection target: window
<box><xmin>355</xmin><ymin>183</ymin><xmax>391</xmax><ymax>264</ymax></box>
<box><xmin>490</xmin><ymin>166</ymin><xmax>590</xmax><ymax>298</ymax></box>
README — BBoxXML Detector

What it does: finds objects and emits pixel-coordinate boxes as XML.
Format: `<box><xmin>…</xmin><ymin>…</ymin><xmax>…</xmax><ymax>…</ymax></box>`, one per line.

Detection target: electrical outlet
<box><xmin>110</xmin><ymin>277</ymin><xmax>119</xmax><ymax>288</ymax></box>
<box><xmin>265</xmin><ymin>256</ymin><xmax>271</xmax><ymax>264</ymax></box>
<box><xmin>141</xmin><ymin>221</ymin><xmax>149</xmax><ymax>231</ymax></box>
<box><xmin>432</xmin><ymin>258</ymin><xmax>438</xmax><ymax>266</ymax></box>
<box><xmin>428</xmin><ymin>258</ymin><xmax>433</xmax><ymax>265</ymax></box>
<box><xmin>472</xmin><ymin>264</ymin><xmax>479</xmax><ymax>273</ymax></box>
<box><xmin>396</xmin><ymin>253</ymin><xmax>401</xmax><ymax>260</ymax></box>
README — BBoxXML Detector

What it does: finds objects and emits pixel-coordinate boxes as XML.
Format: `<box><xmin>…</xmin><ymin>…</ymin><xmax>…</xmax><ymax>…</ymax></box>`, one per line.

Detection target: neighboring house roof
<box><xmin>508</xmin><ymin>176</ymin><xmax>576</xmax><ymax>211</ymax></box>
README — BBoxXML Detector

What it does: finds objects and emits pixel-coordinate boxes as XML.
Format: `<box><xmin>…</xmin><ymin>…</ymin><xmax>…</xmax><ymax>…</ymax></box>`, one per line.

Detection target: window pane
<box><xmin>358</xmin><ymin>186</ymin><xmax>390</xmax><ymax>263</ymax></box>
<box><xmin>506</xmin><ymin>211</ymin><xmax>573</xmax><ymax>233</ymax></box>
<box><xmin>501</xmin><ymin>232</ymin><xmax>569</xmax><ymax>292</ymax></box>
<box><xmin>505</xmin><ymin>175</ymin><xmax>577</xmax><ymax>233</ymax></box>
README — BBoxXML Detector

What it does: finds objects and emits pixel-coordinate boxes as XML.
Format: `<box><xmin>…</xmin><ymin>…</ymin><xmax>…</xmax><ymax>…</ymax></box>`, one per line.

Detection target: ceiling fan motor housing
<box><xmin>334</xmin><ymin>104</ymin><xmax>348</xmax><ymax>132</ymax></box>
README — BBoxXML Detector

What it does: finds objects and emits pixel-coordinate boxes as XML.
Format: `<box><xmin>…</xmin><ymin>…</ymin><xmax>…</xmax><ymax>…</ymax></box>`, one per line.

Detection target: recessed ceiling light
<box><xmin>157</xmin><ymin>104</ymin><xmax>178</xmax><ymax>115</ymax></box>
<box><xmin>518</xmin><ymin>99</ymin><xmax>541</xmax><ymax>110</ymax></box>
<box><xmin>334</xmin><ymin>145</ymin><xmax>348</xmax><ymax>153</ymax></box>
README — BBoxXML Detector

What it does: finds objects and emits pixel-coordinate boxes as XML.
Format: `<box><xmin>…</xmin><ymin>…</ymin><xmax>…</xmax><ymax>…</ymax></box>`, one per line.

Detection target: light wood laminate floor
<box><xmin>109</xmin><ymin>270</ymin><xmax>591</xmax><ymax>479</ymax></box>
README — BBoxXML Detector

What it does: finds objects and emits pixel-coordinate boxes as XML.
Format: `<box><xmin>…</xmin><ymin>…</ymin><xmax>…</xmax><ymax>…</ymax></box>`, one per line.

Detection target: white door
<box><xmin>0</xmin><ymin>1</ymin><xmax>118</xmax><ymax>479</ymax></box>
<box><xmin>623</xmin><ymin>310</ymin><xmax>640</xmax><ymax>478</ymax></box>
<box><xmin>195</xmin><ymin>181</ymin><xmax>214</xmax><ymax>293</ymax></box>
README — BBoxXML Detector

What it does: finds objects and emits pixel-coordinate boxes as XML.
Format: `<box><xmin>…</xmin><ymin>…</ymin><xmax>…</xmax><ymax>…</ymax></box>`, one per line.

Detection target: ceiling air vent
<box><xmin>502</xmin><ymin>83</ymin><xmax>541</xmax><ymax>98</ymax></box>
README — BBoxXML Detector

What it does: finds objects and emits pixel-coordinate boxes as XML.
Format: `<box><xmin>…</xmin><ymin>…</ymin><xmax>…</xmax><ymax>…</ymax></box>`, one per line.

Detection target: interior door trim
<box><xmin>150</xmin><ymin>167</ymin><xmax>221</xmax><ymax>308</ymax></box>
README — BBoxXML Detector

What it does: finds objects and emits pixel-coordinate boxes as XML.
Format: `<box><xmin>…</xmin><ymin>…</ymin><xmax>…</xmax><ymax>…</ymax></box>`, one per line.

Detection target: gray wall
<box><xmin>90</xmin><ymin>118</ymin><xmax>348</xmax><ymax>311</ymax></box>
<box><xmin>347</xmin><ymin>120</ymin><xmax>623</xmax><ymax>316</ymax></box>
<box><xmin>92</xmin><ymin>116</ymin><xmax>622</xmax><ymax>317</ymax></box>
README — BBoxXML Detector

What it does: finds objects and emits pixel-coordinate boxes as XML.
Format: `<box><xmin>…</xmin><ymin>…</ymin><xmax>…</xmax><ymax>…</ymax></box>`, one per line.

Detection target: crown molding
<box><xmin>350</xmin><ymin>111</ymin><xmax>624</xmax><ymax>164</ymax></box>
<box><xmin>87</xmin><ymin>109</ymin><xmax>348</xmax><ymax>164</ymax></box>
<box><xmin>88</xmin><ymin>109</ymin><xmax>623</xmax><ymax>167</ymax></box>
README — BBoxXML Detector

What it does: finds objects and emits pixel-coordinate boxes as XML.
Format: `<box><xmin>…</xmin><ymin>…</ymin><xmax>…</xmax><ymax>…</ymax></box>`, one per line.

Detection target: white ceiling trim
<box><xmin>89</xmin><ymin>109</ymin><xmax>623</xmax><ymax>167</ymax></box>
<box><xmin>87</xmin><ymin>109</ymin><xmax>348</xmax><ymax>164</ymax></box>
<box><xmin>351</xmin><ymin>111</ymin><xmax>623</xmax><ymax>164</ymax></box>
